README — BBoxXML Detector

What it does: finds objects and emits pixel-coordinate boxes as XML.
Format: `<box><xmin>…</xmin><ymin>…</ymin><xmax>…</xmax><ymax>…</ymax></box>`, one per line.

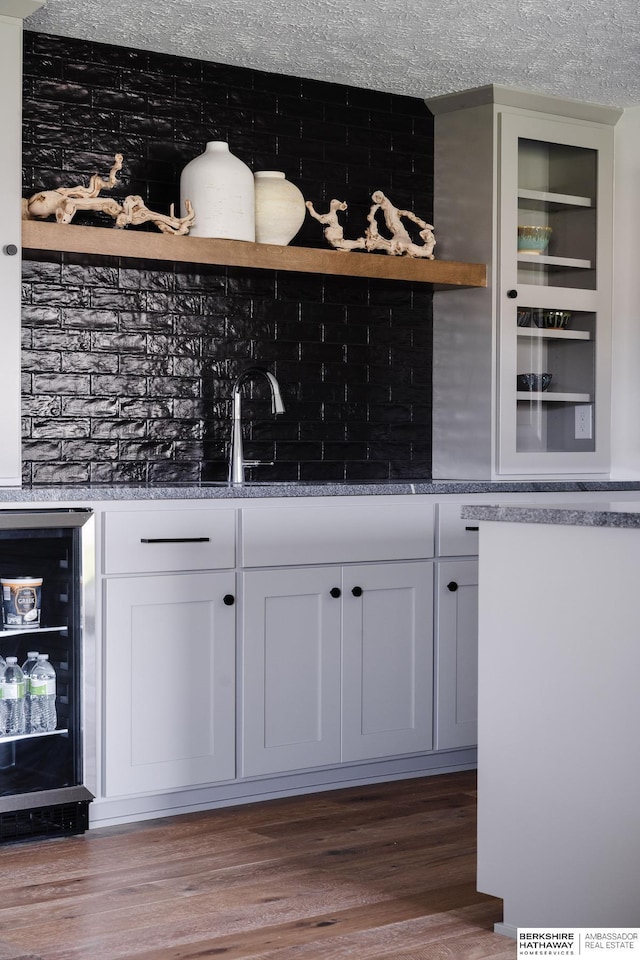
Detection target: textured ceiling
<box><xmin>23</xmin><ymin>0</ymin><xmax>640</xmax><ymax>108</ymax></box>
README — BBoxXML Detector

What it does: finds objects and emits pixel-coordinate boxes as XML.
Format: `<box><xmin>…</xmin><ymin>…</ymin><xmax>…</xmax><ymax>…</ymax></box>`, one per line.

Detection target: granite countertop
<box><xmin>1</xmin><ymin>479</ymin><xmax>640</xmax><ymax>501</ymax></box>
<box><xmin>462</xmin><ymin>500</ymin><xmax>640</xmax><ymax>528</ymax></box>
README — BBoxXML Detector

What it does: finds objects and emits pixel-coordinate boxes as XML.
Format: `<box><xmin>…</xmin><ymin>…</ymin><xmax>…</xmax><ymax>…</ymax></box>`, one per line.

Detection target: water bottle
<box><xmin>2</xmin><ymin>657</ymin><xmax>26</xmax><ymax>735</ymax></box>
<box><xmin>29</xmin><ymin>654</ymin><xmax>56</xmax><ymax>733</ymax></box>
<box><xmin>22</xmin><ymin>651</ymin><xmax>39</xmax><ymax>733</ymax></box>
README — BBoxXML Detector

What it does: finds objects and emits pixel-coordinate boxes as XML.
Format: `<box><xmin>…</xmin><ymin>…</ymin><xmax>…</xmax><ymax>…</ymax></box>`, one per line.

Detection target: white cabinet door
<box><xmin>498</xmin><ymin>112</ymin><xmax>613</xmax><ymax>476</ymax></box>
<box><xmin>104</xmin><ymin>571</ymin><xmax>236</xmax><ymax>796</ymax></box>
<box><xmin>0</xmin><ymin>14</ymin><xmax>25</xmax><ymax>485</ymax></box>
<box><xmin>241</xmin><ymin>566</ymin><xmax>342</xmax><ymax>777</ymax></box>
<box><xmin>342</xmin><ymin>561</ymin><xmax>433</xmax><ymax>761</ymax></box>
<box><xmin>434</xmin><ymin>559</ymin><xmax>478</xmax><ymax>749</ymax></box>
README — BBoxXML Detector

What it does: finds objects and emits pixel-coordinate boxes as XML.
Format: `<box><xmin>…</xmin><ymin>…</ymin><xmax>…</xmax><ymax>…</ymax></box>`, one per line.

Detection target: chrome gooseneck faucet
<box><xmin>229</xmin><ymin>367</ymin><xmax>285</xmax><ymax>484</ymax></box>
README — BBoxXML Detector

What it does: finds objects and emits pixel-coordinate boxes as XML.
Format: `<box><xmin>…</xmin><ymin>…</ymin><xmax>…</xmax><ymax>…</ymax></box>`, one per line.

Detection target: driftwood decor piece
<box><xmin>22</xmin><ymin>154</ymin><xmax>195</xmax><ymax>235</ymax></box>
<box><xmin>306</xmin><ymin>191</ymin><xmax>436</xmax><ymax>258</ymax></box>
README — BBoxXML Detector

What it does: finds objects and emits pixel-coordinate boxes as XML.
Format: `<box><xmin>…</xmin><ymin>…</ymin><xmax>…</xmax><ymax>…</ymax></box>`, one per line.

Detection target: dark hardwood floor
<box><xmin>0</xmin><ymin>771</ymin><xmax>516</xmax><ymax>960</ymax></box>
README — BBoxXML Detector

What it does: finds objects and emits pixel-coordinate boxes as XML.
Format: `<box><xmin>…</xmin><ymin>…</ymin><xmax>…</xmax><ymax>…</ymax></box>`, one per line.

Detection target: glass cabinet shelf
<box><xmin>517</xmin><ymin>392</ymin><xmax>592</xmax><ymax>402</ymax></box>
<box><xmin>517</xmin><ymin>328</ymin><xmax>592</xmax><ymax>342</ymax></box>
<box><xmin>0</xmin><ymin>625</ymin><xmax>67</xmax><ymax>639</ymax></box>
<box><xmin>0</xmin><ymin>729</ymin><xmax>68</xmax><ymax>744</ymax></box>
<box><xmin>517</xmin><ymin>253</ymin><xmax>592</xmax><ymax>269</ymax></box>
<box><xmin>518</xmin><ymin>188</ymin><xmax>593</xmax><ymax>209</ymax></box>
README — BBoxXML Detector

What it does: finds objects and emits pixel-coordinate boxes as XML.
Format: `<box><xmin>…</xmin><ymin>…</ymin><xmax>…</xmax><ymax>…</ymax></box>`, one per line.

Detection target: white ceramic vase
<box><xmin>253</xmin><ymin>171</ymin><xmax>306</xmax><ymax>245</ymax></box>
<box><xmin>180</xmin><ymin>141</ymin><xmax>255</xmax><ymax>241</ymax></box>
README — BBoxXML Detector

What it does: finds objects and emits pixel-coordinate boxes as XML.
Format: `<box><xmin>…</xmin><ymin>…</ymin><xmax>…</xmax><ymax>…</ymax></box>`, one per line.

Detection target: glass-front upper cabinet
<box><xmin>429</xmin><ymin>86</ymin><xmax>620</xmax><ymax>481</ymax></box>
<box><xmin>497</xmin><ymin>112</ymin><xmax>614</xmax><ymax>475</ymax></box>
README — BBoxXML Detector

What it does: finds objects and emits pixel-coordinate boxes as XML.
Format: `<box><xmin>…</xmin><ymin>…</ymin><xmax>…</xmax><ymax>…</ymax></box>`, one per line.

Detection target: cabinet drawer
<box><xmin>436</xmin><ymin>503</ymin><xmax>480</xmax><ymax>557</ymax></box>
<box><xmin>103</xmin><ymin>508</ymin><xmax>236</xmax><ymax>574</ymax></box>
<box><xmin>241</xmin><ymin>502</ymin><xmax>434</xmax><ymax>567</ymax></box>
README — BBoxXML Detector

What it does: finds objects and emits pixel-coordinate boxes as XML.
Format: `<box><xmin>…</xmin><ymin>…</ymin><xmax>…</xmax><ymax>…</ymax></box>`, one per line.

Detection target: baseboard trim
<box><xmin>89</xmin><ymin>748</ymin><xmax>477</xmax><ymax>828</ymax></box>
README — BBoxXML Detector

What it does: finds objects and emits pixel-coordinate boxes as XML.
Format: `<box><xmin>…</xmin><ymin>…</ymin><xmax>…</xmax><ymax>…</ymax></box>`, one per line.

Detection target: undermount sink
<box><xmin>197</xmin><ymin>480</ymin><xmax>301</xmax><ymax>487</ymax></box>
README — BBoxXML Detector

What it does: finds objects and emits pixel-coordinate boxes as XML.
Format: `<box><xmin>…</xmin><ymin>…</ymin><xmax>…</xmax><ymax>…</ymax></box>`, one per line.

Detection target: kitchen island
<box><xmin>463</xmin><ymin>501</ymin><xmax>640</xmax><ymax>935</ymax></box>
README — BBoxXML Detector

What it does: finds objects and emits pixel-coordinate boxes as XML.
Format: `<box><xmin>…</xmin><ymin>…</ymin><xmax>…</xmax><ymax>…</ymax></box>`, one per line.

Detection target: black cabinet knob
<box><xmin>506</xmin><ymin>289</ymin><xmax>518</xmax><ymax>299</ymax></box>
<box><xmin>223</xmin><ymin>594</ymin><xmax>235</xmax><ymax>606</ymax></box>
<box><xmin>351</xmin><ymin>586</ymin><xmax>363</xmax><ymax>597</ymax></box>
<box><xmin>447</xmin><ymin>581</ymin><xmax>458</xmax><ymax>592</ymax></box>
<box><xmin>330</xmin><ymin>587</ymin><xmax>341</xmax><ymax>598</ymax></box>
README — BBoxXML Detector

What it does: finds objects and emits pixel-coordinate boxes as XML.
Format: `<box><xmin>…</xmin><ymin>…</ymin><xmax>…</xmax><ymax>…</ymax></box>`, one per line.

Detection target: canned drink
<box><xmin>1</xmin><ymin>577</ymin><xmax>43</xmax><ymax>629</ymax></box>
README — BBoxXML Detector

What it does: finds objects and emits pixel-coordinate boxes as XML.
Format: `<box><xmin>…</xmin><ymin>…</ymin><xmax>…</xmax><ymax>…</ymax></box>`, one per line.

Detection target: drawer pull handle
<box><xmin>464</xmin><ymin>525</ymin><xmax>479</xmax><ymax>532</ymax></box>
<box><xmin>447</xmin><ymin>581</ymin><xmax>459</xmax><ymax>592</ymax></box>
<box><xmin>223</xmin><ymin>594</ymin><xmax>235</xmax><ymax>606</ymax></box>
<box><xmin>140</xmin><ymin>537</ymin><xmax>211</xmax><ymax>544</ymax></box>
<box><xmin>351</xmin><ymin>586</ymin><xmax>363</xmax><ymax>597</ymax></box>
<box><xmin>330</xmin><ymin>587</ymin><xmax>341</xmax><ymax>599</ymax></box>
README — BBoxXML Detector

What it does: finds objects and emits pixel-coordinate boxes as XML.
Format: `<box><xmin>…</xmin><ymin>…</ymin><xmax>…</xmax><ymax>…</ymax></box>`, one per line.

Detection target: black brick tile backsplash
<box><xmin>21</xmin><ymin>31</ymin><xmax>434</xmax><ymax>485</ymax></box>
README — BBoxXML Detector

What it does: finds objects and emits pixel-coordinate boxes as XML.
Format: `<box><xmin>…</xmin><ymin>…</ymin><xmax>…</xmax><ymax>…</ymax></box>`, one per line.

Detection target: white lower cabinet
<box><xmin>89</xmin><ymin>492</ymin><xmax>638</xmax><ymax>825</ymax></box>
<box><xmin>434</xmin><ymin>559</ymin><xmax>479</xmax><ymax>750</ymax></box>
<box><xmin>103</xmin><ymin>571</ymin><xmax>236</xmax><ymax>796</ymax></box>
<box><xmin>241</xmin><ymin>561</ymin><xmax>433</xmax><ymax>777</ymax></box>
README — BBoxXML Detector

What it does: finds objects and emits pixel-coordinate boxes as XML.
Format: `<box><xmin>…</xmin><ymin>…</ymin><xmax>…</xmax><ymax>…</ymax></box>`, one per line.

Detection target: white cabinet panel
<box><xmin>241</xmin><ymin>502</ymin><xmax>434</xmax><ymax>567</ymax></box>
<box><xmin>477</xmin><ymin>520</ymin><xmax>640</xmax><ymax>928</ymax></box>
<box><xmin>435</xmin><ymin>559</ymin><xmax>478</xmax><ymax>749</ymax></box>
<box><xmin>342</xmin><ymin>562</ymin><xmax>433</xmax><ymax>761</ymax></box>
<box><xmin>104</xmin><ymin>571</ymin><xmax>236</xmax><ymax>796</ymax></box>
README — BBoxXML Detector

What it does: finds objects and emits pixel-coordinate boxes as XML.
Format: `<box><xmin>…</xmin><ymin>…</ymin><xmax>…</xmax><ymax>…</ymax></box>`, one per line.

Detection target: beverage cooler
<box><xmin>0</xmin><ymin>508</ymin><xmax>93</xmax><ymax>843</ymax></box>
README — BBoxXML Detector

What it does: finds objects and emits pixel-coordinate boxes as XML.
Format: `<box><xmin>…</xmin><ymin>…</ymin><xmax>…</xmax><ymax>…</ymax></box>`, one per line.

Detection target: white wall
<box><xmin>610</xmin><ymin>105</ymin><xmax>640</xmax><ymax>477</ymax></box>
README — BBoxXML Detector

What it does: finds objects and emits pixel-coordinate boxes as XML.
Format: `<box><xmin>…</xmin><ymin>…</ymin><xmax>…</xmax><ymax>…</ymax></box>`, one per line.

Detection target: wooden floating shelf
<box><xmin>21</xmin><ymin>220</ymin><xmax>487</xmax><ymax>288</ymax></box>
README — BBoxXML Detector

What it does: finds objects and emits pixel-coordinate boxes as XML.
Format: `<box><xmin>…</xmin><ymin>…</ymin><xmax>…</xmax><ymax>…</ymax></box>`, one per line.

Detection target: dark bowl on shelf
<box><xmin>517</xmin><ymin>373</ymin><xmax>552</xmax><ymax>392</ymax></box>
<box><xmin>534</xmin><ymin>310</ymin><xmax>571</xmax><ymax>329</ymax></box>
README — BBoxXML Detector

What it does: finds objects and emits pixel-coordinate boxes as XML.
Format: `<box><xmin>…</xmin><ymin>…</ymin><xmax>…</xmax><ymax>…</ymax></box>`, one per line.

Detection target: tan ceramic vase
<box><xmin>253</xmin><ymin>171</ymin><xmax>306</xmax><ymax>245</ymax></box>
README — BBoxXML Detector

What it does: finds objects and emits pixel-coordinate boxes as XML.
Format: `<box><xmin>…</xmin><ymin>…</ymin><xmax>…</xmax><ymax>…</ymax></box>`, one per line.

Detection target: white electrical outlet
<box><xmin>575</xmin><ymin>404</ymin><xmax>593</xmax><ymax>440</ymax></box>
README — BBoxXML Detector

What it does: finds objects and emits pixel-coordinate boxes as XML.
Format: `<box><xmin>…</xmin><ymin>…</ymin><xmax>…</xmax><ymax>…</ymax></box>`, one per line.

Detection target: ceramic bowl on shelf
<box><xmin>517</xmin><ymin>372</ymin><xmax>552</xmax><ymax>392</ymax></box>
<box><xmin>517</xmin><ymin>225</ymin><xmax>552</xmax><ymax>255</ymax></box>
